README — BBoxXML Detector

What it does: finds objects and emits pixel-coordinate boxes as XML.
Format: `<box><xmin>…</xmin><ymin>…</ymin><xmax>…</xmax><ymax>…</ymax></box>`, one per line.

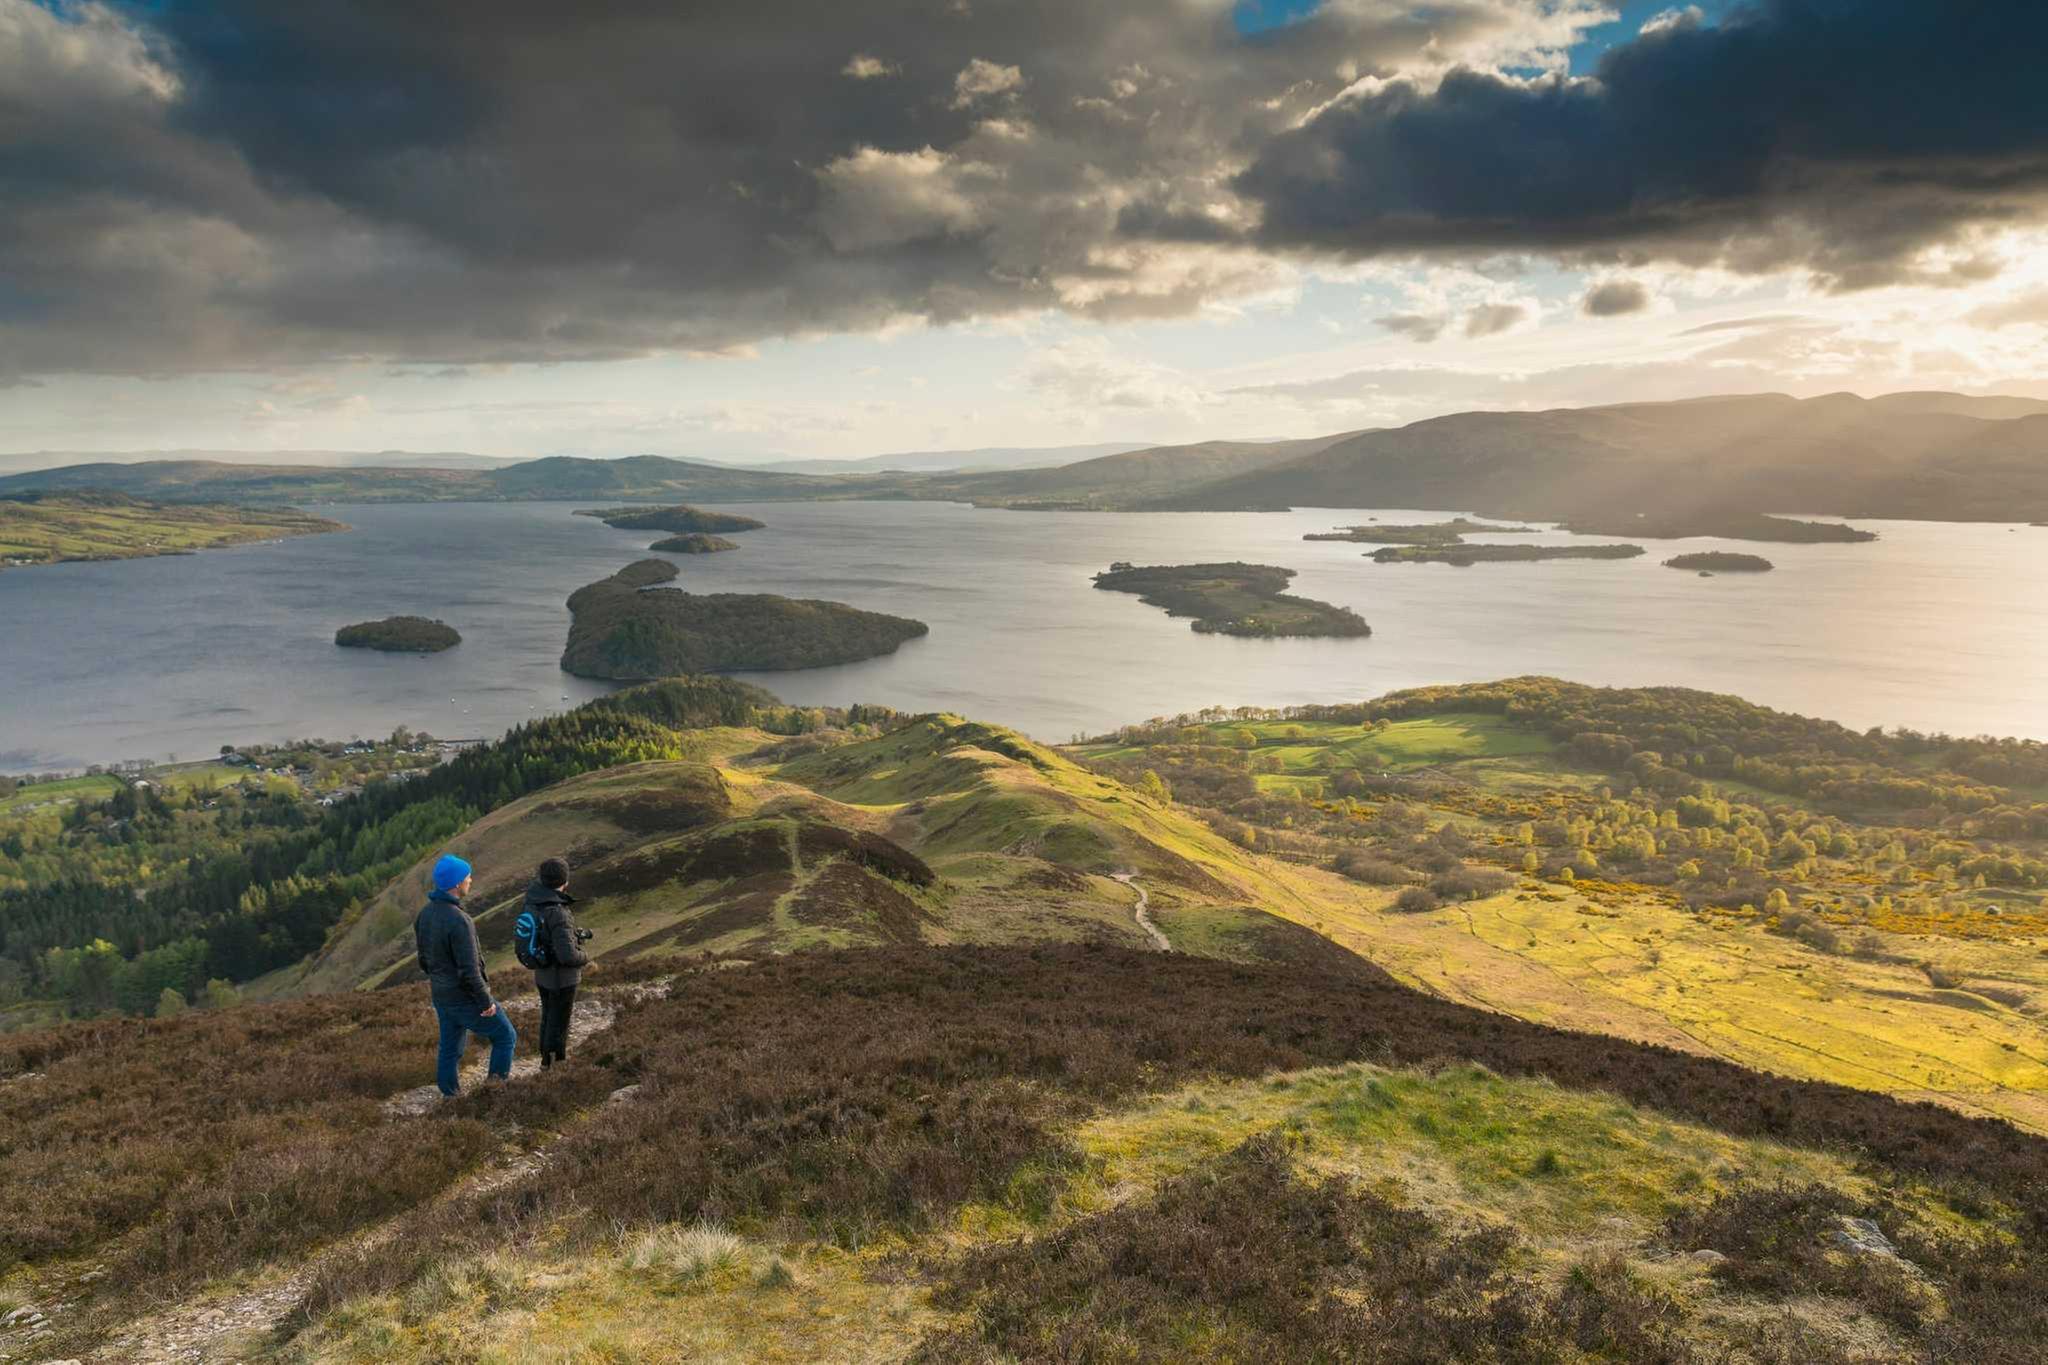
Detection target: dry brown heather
<box><xmin>7</xmin><ymin>945</ymin><xmax>2048</xmax><ymax>1357</ymax></box>
<box><xmin>920</xmin><ymin>1136</ymin><xmax>2046</xmax><ymax>1364</ymax></box>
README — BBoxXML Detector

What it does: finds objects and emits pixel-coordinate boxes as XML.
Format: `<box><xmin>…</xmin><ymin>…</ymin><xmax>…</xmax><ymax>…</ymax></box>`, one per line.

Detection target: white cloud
<box><xmin>814</xmin><ymin>147</ymin><xmax>993</xmax><ymax>252</ymax></box>
<box><xmin>951</xmin><ymin>57</ymin><xmax>1024</xmax><ymax>107</ymax></box>
<box><xmin>841</xmin><ymin>53</ymin><xmax>897</xmax><ymax>79</ymax></box>
<box><xmin>1640</xmin><ymin>6</ymin><xmax>1705</xmax><ymax>37</ymax></box>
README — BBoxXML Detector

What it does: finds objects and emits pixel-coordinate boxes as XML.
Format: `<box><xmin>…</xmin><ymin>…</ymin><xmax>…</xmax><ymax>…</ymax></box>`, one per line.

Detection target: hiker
<box><xmin>414</xmin><ymin>853</ymin><xmax>515</xmax><ymax>1095</ymax></box>
<box><xmin>517</xmin><ymin>856</ymin><xmax>590</xmax><ymax>1069</ymax></box>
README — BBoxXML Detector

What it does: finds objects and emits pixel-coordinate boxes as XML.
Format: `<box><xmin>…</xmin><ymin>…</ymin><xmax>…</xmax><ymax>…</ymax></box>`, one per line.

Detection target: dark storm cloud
<box><xmin>1580</xmin><ymin>279</ymin><xmax>1650</xmax><ymax>316</ymax></box>
<box><xmin>5</xmin><ymin>0</ymin><xmax>2046</xmax><ymax>379</ymax></box>
<box><xmin>8</xmin><ymin>0</ymin><xmax>1593</xmax><ymax>376</ymax></box>
<box><xmin>1235</xmin><ymin>1</ymin><xmax>2048</xmax><ymax>288</ymax></box>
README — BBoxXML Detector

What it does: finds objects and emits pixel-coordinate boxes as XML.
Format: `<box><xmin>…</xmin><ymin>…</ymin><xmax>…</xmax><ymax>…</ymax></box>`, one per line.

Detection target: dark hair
<box><xmin>538</xmin><ymin>857</ymin><xmax>570</xmax><ymax>888</ymax></box>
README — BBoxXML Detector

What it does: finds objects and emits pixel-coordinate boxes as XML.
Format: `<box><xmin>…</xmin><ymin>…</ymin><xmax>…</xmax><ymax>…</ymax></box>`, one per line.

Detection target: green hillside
<box><xmin>0</xmin><ymin>492</ymin><xmax>345</xmax><ymax>568</ymax></box>
<box><xmin>1139</xmin><ymin>392</ymin><xmax>2048</xmax><ymax>521</ymax></box>
<box><xmin>6</xmin><ymin>679</ymin><xmax>2048</xmax><ymax>1362</ymax></box>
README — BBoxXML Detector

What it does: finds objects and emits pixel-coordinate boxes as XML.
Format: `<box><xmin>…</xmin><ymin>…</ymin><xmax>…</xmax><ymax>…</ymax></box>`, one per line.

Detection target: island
<box><xmin>1091</xmin><ymin>562</ymin><xmax>1370</xmax><ymax>638</ymax></box>
<box><xmin>0</xmin><ymin>492</ymin><xmax>345</xmax><ymax>571</ymax></box>
<box><xmin>1304</xmin><ymin>517</ymin><xmax>1538</xmax><ymax>545</ymax></box>
<box><xmin>649</xmin><ymin>532</ymin><xmax>739</xmax><ymax>554</ymax></box>
<box><xmin>609</xmin><ymin>558</ymin><xmax>681</xmax><ymax>588</ymax></box>
<box><xmin>1370</xmin><ymin>544</ymin><xmax>1646</xmax><ymax>565</ymax></box>
<box><xmin>575</xmin><ymin>504</ymin><xmax>766</xmax><ymax>534</ymax></box>
<box><xmin>1663</xmin><ymin>552</ymin><xmax>1774</xmax><ymax>573</ymax></box>
<box><xmin>1560</xmin><ymin>512</ymin><xmax>1875</xmax><ymax>543</ymax></box>
<box><xmin>561</xmin><ymin>560</ymin><xmax>928</xmax><ymax>679</ymax></box>
<box><xmin>334</xmin><ymin>617</ymin><xmax>462</xmax><ymax>652</ymax></box>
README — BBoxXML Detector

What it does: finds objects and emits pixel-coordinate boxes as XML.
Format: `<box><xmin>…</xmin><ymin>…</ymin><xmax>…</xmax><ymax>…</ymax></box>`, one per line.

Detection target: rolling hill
<box><xmin>273</xmin><ymin>709</ymin><xmax>1348</xmax><ymax>1003</ymax></box>
<box><xmin>924</xmin><ymin>429</ymin><xmax>1370</xmax><ymax>508</ymax></box>
<box><xmin>6</xmin><ymin>390</ymin><xmax>2043</xmax><ymax>521</ymax></box>
<box><xmin>1142</xmin><ymin>391</ymin><xmax>2048</xmax><ymax>520</ymax></box>
<box><xmin>0</xmin><ymin>454</ymin><xmax>874</xmax><ymax>505</ymax></box>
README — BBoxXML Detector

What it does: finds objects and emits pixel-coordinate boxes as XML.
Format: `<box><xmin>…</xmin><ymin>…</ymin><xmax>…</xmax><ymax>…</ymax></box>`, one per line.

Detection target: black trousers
<box><xmin>537</xmin><ymin>982</ymin><xmax>578</xmax><ymax>1061</ymax></box>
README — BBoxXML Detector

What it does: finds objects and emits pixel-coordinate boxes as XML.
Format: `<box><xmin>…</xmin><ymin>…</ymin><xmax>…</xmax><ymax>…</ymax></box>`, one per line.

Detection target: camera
<box><xmin>574</xmin><ymin>927</ymin><xmax>594</xmax><ymax>944</ymax></box>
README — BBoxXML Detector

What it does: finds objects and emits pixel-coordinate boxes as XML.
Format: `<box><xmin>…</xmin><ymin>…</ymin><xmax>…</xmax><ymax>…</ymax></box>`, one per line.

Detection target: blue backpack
<box><xmin>513</xmin><ymin>906</ymin><xmax>551</xmax><ymax>970</ymax></box>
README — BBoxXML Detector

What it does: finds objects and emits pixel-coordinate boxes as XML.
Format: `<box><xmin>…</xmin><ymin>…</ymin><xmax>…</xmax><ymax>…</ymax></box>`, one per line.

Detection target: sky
<box><xmin>4</xmin><ymin>0</ymin><xmax>2048</xmax><ymax>463</ymax></box>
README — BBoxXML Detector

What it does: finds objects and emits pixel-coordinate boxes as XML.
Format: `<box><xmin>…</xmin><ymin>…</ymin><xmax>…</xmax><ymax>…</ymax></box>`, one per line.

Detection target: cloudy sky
<box><xmin>5</xmin><ymin>0</ymin><xmax>2048</xmax><ymax>461</ymax></box>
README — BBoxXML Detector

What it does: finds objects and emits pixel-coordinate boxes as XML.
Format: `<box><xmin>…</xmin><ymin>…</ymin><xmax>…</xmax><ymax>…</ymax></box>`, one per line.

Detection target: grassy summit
<box><xmin>1092</xmin><ymin>562</ymin><xmax>1370</xmax><ymax>638</ymax></box>
<box><xmin>576</xmin><ymin>503</ymin><xmax>766</xmax><ymax>534</ymax></box>
<box><xmin>0</xmin><ymin>491</ymin><xmax>344</xmax><ymax>569</ymax></box>
<box><xmin>561</xmin><ymin>561</ymin><xmax>927</xmax><ymax>678</ymax></box>
<box><xmin>333</xmin><ymin>616</ymin><xmax>461</xmax><ymax>652</ymax></box>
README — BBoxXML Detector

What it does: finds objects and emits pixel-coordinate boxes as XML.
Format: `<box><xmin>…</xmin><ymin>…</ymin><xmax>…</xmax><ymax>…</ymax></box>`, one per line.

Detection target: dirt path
<box><xmin>83</xmin><ymin>985</ymin><xmax>658</xmax><ymax>1365</ymax></box>
<box><xmin>1112</xmin><ymin>873</ymin><xmax>1170</xmax><ymax>952</ymax></box>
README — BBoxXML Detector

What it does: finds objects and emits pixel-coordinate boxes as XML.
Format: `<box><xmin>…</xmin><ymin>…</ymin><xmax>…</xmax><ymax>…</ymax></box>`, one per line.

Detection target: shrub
<box><xmin>1394</xmin><ymin>887</ymin><xmax>1443</xmax><ymax>914</ymax></box>
<box><xmin>1428</xmin><ymin>865</ymin><xmax>1514</xmax><ymax>902</ymax></box>
<box><xmin>1334</xmin><ymin>851</ymin><xmax>1411</xmax><ymax>885</ymax></box>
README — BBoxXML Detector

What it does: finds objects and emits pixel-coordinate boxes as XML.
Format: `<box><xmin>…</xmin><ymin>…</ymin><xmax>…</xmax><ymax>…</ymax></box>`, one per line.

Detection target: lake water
<box><xmin>2</xmin><ymin>499</ymin><xmax>2044</xmax><ymax>771</ymax></box>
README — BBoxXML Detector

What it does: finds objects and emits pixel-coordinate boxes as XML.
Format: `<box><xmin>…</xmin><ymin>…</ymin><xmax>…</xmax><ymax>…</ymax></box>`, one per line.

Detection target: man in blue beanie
<box><xmin>413</xmin><ymin>852</ymin><xmax>516</xmax><ymax>1095</ymax></box>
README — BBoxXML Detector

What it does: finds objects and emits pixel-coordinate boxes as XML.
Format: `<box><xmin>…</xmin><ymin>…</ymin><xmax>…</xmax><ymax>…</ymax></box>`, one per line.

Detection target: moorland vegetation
<box><xmin>3</xmin><ymin>676</ymin><xmax>2048</xmax><ymax>1359</ymax></box>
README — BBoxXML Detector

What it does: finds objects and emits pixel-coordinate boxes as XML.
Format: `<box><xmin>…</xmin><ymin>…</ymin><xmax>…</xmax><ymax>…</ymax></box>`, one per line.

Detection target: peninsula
<box><xmin>561</xmin><ymin>560</ymin><xmax>927</xmax><ymax>679</ymax></box>
<box><xmin>1091</xmin><ymin>562</ymin><xmax>1370</xmax><ymax>638</ymax></box>
<box><xmin>0</xmin><ymin>492</ymin><xmax>344</xmax><ymax>570</ymax></box>
<box><xmin>1370</xmin><ymin>543</ymin><xmax>1645</xmax><ymax>565</ymax></box>
<box><xmin>334</xmin><ymin>616</ymin><xmax>462</xmax><ymax>652</ymax></box>
<box><xmin>1304</xmin><ymin>517</ymin><xmax>1538</xmax><ymax>545</ymax></box>
<box><xmin>1664</xmin><ymin>552</ymin><xmax>1774</xmax><ymax>573</ymax></box>
<box><xmin>649</xmin><ymin>532</ymin><xmax>739</xmax><ymax>554</ymax></box>
<box><xmin>576</xmin><ymin>504</ymin><xmax>765</xmax><ymax>534</ymax></box>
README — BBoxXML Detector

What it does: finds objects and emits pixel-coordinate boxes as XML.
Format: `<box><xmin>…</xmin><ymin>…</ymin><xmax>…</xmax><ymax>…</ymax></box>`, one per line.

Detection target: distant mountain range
<box><xmin>1137</xmin><ymin>391</ymin><xmax>2048</xmax><ymax>521</ymax></box>
<box><xmin>741</xmin><ymin>441</ymin><xmax>1150</xmax><ymax>474</ymax></box>
<box><xmin>0</xmin><ymin>440</ymin><xmax>1148</xmax><ymax>479</ymax></box>
<box><xmin>0</xmin><ymin>448</ymin><xmax>529</xmax><ymax>475</ymax></box>
<box><xmin>4</xmin><ymin>391</ymin><xmax>2044</xmax><ymax>521</ymax></box>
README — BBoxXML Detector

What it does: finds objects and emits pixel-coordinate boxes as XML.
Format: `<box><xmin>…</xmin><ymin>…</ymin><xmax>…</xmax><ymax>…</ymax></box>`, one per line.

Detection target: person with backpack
<box><xmin>414</xmin><ymin>852</ymin><xmax>516</xmax><ymax>1096</ymax></box>
<box><xmin>515</xmin><ymin>856</ymin><xmax>590</xmax><ymax>1069</ymax></box>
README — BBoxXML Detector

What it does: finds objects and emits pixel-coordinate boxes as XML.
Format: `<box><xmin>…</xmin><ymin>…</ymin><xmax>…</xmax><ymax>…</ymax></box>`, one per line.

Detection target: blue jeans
<box><xmin>433</xmin><ymin>1000</ymin><xmax>517</xmax><ymax>1095</ymax></box>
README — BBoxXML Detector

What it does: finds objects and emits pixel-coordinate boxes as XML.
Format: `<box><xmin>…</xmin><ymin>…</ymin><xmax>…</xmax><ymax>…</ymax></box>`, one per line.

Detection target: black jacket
<box><xmin>525</xmin><ymin>880</ymin><xmax>589</xmax><ymax>989</ymax></box>
<box><xmin>415</xmin><ymin>890</ymin><xmax>493</xmax><ymax>1011</ymax></box>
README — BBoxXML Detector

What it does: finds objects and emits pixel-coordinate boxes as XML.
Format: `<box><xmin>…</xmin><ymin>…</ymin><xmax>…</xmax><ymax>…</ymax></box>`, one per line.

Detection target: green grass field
<box><xmin>0</xmin><ymin>774</ymin><xmax>122</xmax><ymax>815</ymax></box>
<box><xmin>0</xmin><ymin>497</ymin><xmax>344</xmax><ymax>568</ymax></box>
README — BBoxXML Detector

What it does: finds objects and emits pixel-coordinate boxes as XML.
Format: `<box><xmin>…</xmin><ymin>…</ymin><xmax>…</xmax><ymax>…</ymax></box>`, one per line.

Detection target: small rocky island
<box><xmin>335</xmin><ymin>616</ymin><xmax>462</xmax><ymax>652</ymax></box>
<box><xmin>561</xmin><ymin>559</ymin><xmax>928</xmax><ymax>679</ymax></box>
<box><xmin>649</xmin><ymin>532</ymin><xmax>739</xmax><ymax>554</ymax></box>
<box><xmin>1305</xmin><ymin>517</ymin><xmax>1538</xmax><ymax>545</ymax></box>
<box><xmin>1561</xmin><ymin>512</ymin><xmax>1875</xmax><ymax>543</ymax></box>
<box><xmin>1092</xmin><ymin>563</ymin><xmax>1369</xmax><ymax>638</ymax></box>
<box><xmin>1664</xmin><ymin>552</ymin><xmax>1774</xmax><ymax>573</ymax></box>
<box><xmin>1370</xmin><ymin>543</ymin><xmax>1645</xmax><ymax>566</ymax></box>
<box><xmin>576</xmin><ymin>504</ymin><xmax>765</xmax><ymax>534</ymax></box>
